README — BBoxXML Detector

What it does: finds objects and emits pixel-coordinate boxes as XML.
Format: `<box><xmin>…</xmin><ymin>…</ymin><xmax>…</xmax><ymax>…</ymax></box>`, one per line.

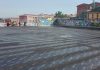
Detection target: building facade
<box><xmin>77</xmin><ymin>4</ymin><xmax>90</xmax><ymax>17</ymax></box>
<box><xmin>77</xmin><ymin>2</ymin><xmax>100</xmax><ymax>17</ymax></box>
<box><xmin>5</xmin><ymin>18</ymin><xmax>19</xmax><ymax>26</ymax></box>
<box><xmin>19</xmin><ymin>14</ymin><xmax>34</xmax><ymax>23</ymax></box>
<box><xmin>88</xmin><ymin>12</ymin><xmax>100</xmax><ymax>22</ymax></box>
<box><xmin>19</xmin><ymin>14</ymin><xmax>54</xmax><ymax>26</ymax></box>
<box><xmin>87</xmin><ymin>7</ymin><xmax>100</xmax><ymax>22</ymax></box>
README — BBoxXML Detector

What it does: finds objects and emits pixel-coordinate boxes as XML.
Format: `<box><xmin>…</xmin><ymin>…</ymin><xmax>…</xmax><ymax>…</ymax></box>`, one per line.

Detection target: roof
<box><xmin>77</xmin><ymin>2</ymin><xmax>100</xmax><ymax>7</ymax></box>
<box><xmin>19</xmin><ymin>14</ymin><xmax>34</xmax><ymax>16</ymax></box>
<box><xmin>77</xmin><ymin>3</ymin><xmax>89</xmax><ymax>7</ymax></box>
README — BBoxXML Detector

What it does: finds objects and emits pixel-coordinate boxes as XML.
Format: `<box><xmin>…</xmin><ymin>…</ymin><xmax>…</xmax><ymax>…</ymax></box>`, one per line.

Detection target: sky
<box><xmin>0</xmin><ymin>0</ymin><xmax>100</xmax><ymax>18</ymax></box>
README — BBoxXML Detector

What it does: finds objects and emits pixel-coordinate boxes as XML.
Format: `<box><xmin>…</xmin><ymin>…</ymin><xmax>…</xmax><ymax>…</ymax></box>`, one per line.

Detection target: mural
<box><xmin>39</xmin><ymin>18</ymin><xmax>53</xmax><ymax>26</ymax></box>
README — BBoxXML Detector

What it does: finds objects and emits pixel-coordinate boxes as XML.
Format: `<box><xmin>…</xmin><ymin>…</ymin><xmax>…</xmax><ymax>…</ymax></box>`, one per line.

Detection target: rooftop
<box><xmin>77</xmin><ymin>2</ymin><xmax>100</xmax><ymax>7</ymax></box>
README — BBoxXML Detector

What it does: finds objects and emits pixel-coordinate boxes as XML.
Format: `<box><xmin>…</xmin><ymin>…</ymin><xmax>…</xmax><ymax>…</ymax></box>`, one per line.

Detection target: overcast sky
<box><xmin>0</xmin><ymin>0</ymin><xmax>100</xmax><ymax>18</ymax></box>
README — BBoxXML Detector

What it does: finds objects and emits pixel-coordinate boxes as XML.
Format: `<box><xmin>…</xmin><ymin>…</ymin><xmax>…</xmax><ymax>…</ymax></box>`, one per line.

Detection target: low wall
<box><xmin>53</xmin><ymin>19</ymin><xmax>100</xmax><ymax>30</ymax></box>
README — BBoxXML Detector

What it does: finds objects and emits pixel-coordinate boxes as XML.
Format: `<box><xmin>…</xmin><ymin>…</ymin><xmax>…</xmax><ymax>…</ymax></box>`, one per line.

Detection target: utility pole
<box><xmin>93</xmin><ymin>0</ymin><xmax>95</xmax><ymax>9</ymax></box>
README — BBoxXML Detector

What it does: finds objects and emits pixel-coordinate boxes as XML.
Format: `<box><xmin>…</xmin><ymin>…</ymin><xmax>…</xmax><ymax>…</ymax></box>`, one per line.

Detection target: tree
<box><xmin>54</xmin><ymin>11</ymin><xmax>68</xmax><ymax>18</ymax></box>
<box><xmin>79</xmin><ymin>12</ymin><xmax>87</xmax><ymax>20</ymax></box>
<box><xmin>91</xmin><ymin>6</ymin><xmax>100</xmax><ymax>12</ymax></box>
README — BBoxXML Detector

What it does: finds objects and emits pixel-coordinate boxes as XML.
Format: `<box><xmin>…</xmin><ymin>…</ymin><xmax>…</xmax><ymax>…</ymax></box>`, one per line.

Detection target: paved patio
<box><xmin>0</xmin><ymin>27</ymin><xmax>100</xmax><ymax>70</ymax></box>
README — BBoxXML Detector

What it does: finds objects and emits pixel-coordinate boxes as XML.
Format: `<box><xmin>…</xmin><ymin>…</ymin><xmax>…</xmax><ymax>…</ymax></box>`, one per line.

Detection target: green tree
<box><xmin>54</xmin><ymin>11</ymin><xmax>68</xmax><ymax>18</ymax></box>
<box><xmin>92</xmin><ymin>6</ymin><xmax>100</xmax><ymax>12</ymax></box>
<box><xmin>79</xmin><ymin>12</ymin><xmax>87</xmax><ymax>20</ymax></box>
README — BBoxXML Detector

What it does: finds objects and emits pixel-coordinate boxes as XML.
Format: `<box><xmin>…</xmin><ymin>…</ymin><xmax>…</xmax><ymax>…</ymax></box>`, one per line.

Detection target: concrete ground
<box><xmin>0</xmin><ymin>26</ymin><xmax>100</xmax><ymax>70</ymax></box>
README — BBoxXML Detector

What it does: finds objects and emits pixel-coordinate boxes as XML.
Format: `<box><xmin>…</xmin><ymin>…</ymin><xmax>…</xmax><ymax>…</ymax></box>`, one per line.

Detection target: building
<box><xmin>87</xmin><ymin>7</ymin><xmax>100</xmax><ymax>22</ymax></box>
<box><xmin>5</xmin><ymin>18</ymin><xmax>19</xmax><ymax>26</ymax></box>
<box><xmin>19</xmin><ymin>14</ymin><xmax>54</xmax><ymax>26</ymax></box>
<box><xmin>10</xmin><ymin>18</ymin><xmax>19</xmax><ymax>23</ymax></box>
<box><xmin>77</xmin><ymin>3</ymin><xmax>90</xmax><ymax>17</ymax></box>
<box><xmin>77</xmin><ymin>2</ymin><xmax>100</xmax><ymax>17</ymax></box>
<box><xmin>19</xmin><ymin>14</ymin><xmax>34</xmax><ymax>23</ymax></box>
<box><xmin>19</xmin><ymin>14</ymin><xmax>41</xmax><ymax>26</ymax></box>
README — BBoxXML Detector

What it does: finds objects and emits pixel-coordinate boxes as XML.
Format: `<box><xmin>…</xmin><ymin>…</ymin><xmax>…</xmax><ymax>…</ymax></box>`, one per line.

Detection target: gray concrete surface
<box><xmin>0</xmin><ymin>26</ymin><xmax>100</xmax><ymax>70</ymax></box>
